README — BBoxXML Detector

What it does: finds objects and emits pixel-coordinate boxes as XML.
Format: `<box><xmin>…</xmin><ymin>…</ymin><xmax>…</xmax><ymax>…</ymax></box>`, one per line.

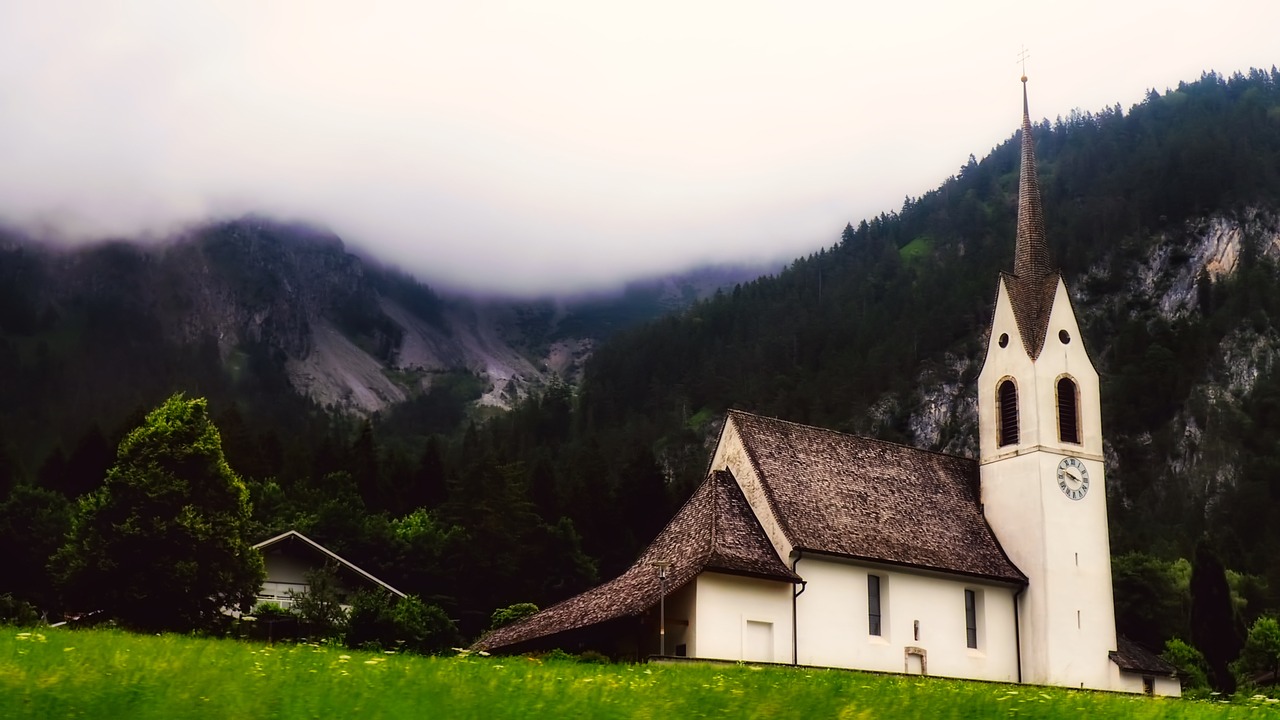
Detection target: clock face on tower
<box><xmin>1057</xmin><ymin>456</ymin><xmax>1090</xmax><ymax>501</ymax></box>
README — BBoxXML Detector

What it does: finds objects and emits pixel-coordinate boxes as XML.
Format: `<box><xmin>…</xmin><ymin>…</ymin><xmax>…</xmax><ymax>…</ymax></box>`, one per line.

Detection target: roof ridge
<box><xmin>727</xmin><ymin>408</ymin><xmax>975</xmax><ymax>462</ymax></box>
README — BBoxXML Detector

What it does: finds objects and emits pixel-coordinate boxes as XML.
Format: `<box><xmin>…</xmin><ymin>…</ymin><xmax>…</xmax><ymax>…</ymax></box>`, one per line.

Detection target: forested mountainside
<box><xmin>5</xmin><ymin>69</ymin><xmax>1280</xmax><ymax>647</ymax></box>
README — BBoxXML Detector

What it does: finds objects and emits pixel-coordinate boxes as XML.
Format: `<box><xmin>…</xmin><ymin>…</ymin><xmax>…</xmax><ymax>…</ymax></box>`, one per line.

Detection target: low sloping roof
<box><xmin>476</xmin><ymin>470</ymin><xmax>799</xmax><ymax>651</ymax></box>
<box><xmin>254</xmin><ymin>530</ymin><xmax>406</xmax><ymax>598</ymax></box>
<box><xmin>728</xmin><ymin>410</ymin><xmax>1025</xmax><ymax>584</ymax></box>
<box><xmin>1110</xmin><ymin>636</ymin><xmax>1178</xmax><ymax>676</ymax></box>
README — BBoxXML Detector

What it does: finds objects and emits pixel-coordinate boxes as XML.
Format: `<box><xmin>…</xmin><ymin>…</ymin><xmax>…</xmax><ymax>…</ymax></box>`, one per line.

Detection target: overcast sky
<box><xmin>2</xmin><ymin>1</ymin><xmax>1277</xmax><ymax>294</ymax></box>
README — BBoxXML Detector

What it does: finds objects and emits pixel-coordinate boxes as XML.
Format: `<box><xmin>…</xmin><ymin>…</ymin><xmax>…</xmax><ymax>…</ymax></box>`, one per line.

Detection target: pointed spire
<box><xmin>1014</xmin><ymin>76</ymin><xmax>1049</xmax><ymax>281</ymax></box>
<box><xmin>1002</xmin><ymin>75</ymin><xmax>1060</xmax><ymax>360</ymax></box>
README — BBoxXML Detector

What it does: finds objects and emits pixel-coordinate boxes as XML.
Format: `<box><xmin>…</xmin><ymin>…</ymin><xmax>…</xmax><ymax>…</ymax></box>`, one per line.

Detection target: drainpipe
<box><xmin>1013</xmin><ymin>584</ymin><xmax>1025</xmax><ymax>684</ymax></box>
<box><xmin>792</xmin><ymin>550</ymin><xmax>807</xmax><ymax>666</ymax></box>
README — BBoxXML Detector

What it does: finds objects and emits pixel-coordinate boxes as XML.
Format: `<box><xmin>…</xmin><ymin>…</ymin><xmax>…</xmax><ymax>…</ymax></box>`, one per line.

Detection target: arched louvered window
<box><xmin>1058</xmin><ymin>377</ymin><xmax>1080</xmax><ymax>444</ymax></box>
<box><xmin>997</xmin><ymin>379</ymin><xmax>1019</xmax><ymax>447</ymax></box>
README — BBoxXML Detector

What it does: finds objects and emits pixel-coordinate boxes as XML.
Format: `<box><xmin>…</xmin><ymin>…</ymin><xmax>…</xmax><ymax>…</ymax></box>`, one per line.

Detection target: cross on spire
<box><xmin>1017</xmin><ymin>46</ymin><xmax>1030</xmax><ymax>82</ymax></box>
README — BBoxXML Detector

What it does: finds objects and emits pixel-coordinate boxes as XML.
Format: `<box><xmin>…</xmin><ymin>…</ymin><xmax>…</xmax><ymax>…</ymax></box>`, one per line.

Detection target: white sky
<box><xmin>1</xmin><ymin>1</ymin><xmax>1277</xmax><ymax>294</ymax></box>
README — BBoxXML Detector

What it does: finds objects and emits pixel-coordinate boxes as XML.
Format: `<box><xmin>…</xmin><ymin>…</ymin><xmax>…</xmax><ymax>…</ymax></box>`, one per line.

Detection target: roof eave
<box><xmin>793</xmin><ymin>547</ymin><xmax>1027</xmax><ymax>587</ymax></box>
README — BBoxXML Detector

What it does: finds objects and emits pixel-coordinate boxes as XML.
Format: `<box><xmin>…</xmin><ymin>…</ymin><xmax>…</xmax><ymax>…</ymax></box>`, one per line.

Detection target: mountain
<box><xmin>0</xmin><ymin>218</ymin><xmax>771</xmax><ymax>475</ymax></box>
<box><xmin>6</xmin><ymin>69</ymin><xmax>1280</xmax><ymax>644</ymax></box>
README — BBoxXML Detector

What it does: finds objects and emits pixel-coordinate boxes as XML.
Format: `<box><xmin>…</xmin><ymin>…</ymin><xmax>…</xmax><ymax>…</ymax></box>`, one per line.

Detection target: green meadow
<box><xmin>2</xmin><ymin>626</ymin><xmax>1277</xmax><ymax>719</ymax></box>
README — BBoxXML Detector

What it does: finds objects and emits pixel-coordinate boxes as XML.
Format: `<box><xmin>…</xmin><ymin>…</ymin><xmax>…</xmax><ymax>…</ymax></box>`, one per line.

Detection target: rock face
<box><xmin>8</xmin><ymin>218</ymin><xmax>766</xmax><ymax>416</ymax></box>
<box><xmin>900</xmin><ymin>209</ymin><xmax>1280</xmax><ymax>509</ymax></box>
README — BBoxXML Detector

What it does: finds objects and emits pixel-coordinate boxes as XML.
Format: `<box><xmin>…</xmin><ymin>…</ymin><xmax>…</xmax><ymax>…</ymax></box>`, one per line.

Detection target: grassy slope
<box><xmin>1</xmin><ymin>627</ymin><xmax>1274</xmax><ymax>719</ymax></box>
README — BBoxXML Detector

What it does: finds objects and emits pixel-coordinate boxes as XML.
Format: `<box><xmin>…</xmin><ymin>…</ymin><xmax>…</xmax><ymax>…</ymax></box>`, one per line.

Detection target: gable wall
<box><xmin>794</xmin><ymin>556</ymin><xmax>1019</xmax><ymax>682</ymax></box>
<box><xmin>709</xmin><ymin>416</ymin><xmax>794</xmax><ymax>561</ymax></box>
<box><xmin>259</xmin><ymin>546</ymin><xmax>353</xmax><ymax>603</ymax></box>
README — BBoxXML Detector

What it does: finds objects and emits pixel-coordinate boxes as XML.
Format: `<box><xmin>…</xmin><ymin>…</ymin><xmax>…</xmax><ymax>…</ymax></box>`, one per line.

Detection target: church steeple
<box><xmin>1003</xmin><ymin>77</ymin><xmax>1059</xmax><ymax>359</ymax></box>
<box><xmin>1014</xmin><ymin>77</ymin><xmax>1049</xmax><ymax>282</ymax></box>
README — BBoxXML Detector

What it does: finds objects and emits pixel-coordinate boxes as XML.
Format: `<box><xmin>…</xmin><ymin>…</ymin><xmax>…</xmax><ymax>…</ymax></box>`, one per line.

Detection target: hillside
<box><xmin>5</xmin><ymin>69</ymin><xmax>1280</xmax><ymax>648</ymax></box>
<box><xmin>0</xmin><ymin>219</ymin><xmax>768</xmax><ymax>469</ymax></box>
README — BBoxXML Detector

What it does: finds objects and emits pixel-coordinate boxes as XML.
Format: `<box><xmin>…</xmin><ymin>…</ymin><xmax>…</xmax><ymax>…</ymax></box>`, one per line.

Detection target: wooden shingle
<box><xmin>475</xmin><ymin>470</ymin><xmax>798</xmax><ymax>652</ymax></box>
<box><xmin>728</xmin><ymin>410</ymin><xmax>1025</xmax><ymax>584</ymax></box>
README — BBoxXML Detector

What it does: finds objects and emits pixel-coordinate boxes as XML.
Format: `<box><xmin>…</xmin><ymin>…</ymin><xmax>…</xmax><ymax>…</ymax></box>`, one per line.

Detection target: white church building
<box><xmin>476</xmin><ymin>80</ymin><xmax>1182</xmax><ymax>697</ymax></box>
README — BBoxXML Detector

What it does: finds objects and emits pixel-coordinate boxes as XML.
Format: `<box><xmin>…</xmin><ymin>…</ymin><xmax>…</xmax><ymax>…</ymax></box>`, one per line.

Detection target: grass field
<box><xmin>2</xmin><ymin>626</ymin><xmax>1278</xmax><ymax>719</ymax></box>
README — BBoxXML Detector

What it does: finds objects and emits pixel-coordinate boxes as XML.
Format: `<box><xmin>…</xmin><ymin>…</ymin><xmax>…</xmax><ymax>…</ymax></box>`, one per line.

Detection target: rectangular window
<box><xmin>965</xmin><ymin>589</ymin><xmax>978</xmax><ymax>649</ymax></box>
<box><xmin>868</xmin><ymin>574</ymin><xmax>882</xmax><ymax>636</ymax></box>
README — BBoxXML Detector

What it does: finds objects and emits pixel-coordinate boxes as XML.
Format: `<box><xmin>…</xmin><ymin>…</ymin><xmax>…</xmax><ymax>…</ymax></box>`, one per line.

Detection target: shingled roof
<box><xmin>1006</xmin><ymin>77</ymin><xmax>1060</xmax><ymax>360</ymax></box>
<box><xmin>475</xmin><ymin>470</ymin><xmax>799</xmax><ymax>652</ymax></box>
<box><xmin>728</xmin><ymin>410</ymin><xmax>1026</xmax><ymax>584</ymax></box>
<box><xmin>1109</xmin><ymin>636</ymin><xmax>1178</xmax><ymax>676</ymax></box>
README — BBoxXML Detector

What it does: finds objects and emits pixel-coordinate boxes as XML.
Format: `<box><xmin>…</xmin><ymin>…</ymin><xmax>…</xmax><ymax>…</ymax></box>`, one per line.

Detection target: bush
<box><xmin>345</xmin><ymin>590</ymin><xmax>460</xmax><ymax>655</ymax></box>
<box><xmin>250</xmin><ymin>602</ymin><xmax>296</xmax><ymax>620</ymax></box>
<box><xmin>1162</xmin><ymin>637</ymin><xmax>1210</xmax><ymax>694</ymax></box>
<box><xmin>489</xmin><ymin>603</ymin><xmax>539</xmax><ymax>630</ymax></box>
<box><xmin>288</xmin><ymin>566</ymin><xmax>346</xmax><ymax>640</ymax></box>
<box><xmin>0</xmin><ymin>594</ymin><xmax>40</xmax><ymax>625</ymax></box>
<box><xmin>1234</xmin><ymin>616</ymin><xmax>1280</xmax><ymax>687</ymax></box>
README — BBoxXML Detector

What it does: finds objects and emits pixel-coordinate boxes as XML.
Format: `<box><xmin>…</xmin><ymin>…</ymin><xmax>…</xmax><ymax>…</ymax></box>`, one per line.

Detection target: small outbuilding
<box><xmin>252</xmin><ymin>530</ymin><xmax>405</xmax><ymax>610</ymax></box>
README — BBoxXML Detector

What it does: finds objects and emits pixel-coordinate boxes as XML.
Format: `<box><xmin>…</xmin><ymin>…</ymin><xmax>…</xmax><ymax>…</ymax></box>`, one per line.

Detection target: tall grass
<box><xmin>1</xmin><ymin>626</ymin><xmax>1276</xmax><ymax>719</ymax></box>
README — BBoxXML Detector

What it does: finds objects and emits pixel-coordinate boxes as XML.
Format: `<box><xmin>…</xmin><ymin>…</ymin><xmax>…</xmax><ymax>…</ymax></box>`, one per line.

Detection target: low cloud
<box><xmin>2</xmin><ymin>1</ymin><xmax>1277</xmax><ymax>294</ymax></box>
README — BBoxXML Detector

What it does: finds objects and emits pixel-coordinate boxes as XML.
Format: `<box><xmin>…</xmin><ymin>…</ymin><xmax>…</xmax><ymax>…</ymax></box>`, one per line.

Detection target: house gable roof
<box><xmin>254</xmin><ymin>530</ymin><xmax>406</xmax><ymax>598</ymax></box>
<box><xmin>476</xmin><ymin>470</ymin><xmax>799</xmax><ymax>652</ymax></box>
<box><xmin>728</xmin><ymin>410</ymin><xmax>1026</xmax><ymax>584</ymax></box>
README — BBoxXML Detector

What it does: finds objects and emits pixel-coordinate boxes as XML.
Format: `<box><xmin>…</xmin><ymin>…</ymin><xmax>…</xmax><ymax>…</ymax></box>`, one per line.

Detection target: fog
<box><xmin>2</xmin><ymin>1</ymin><xmax>1277</xmax><ymax>294</ymax></box>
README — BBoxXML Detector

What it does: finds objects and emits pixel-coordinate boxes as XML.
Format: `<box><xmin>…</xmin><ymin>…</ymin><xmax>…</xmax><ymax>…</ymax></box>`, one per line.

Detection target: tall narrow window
<box><xmin>1057</xmin><ymin>376</ymin><xmax>1080</xmax><ymax>444</ymax></box>
<box><xmin>997</xmin><ymin>380</ymin><xmax>1019</xmax><ymax>447</ymax></box>
<box><xmin>964</xmin><ymin>589</ymin><xmax>978</xmax><ymax>649</ymax></box>
<box><xmin>868</xmin><ymin>575</ymin><xmax>882</xmax><ymax>636</ymax></box>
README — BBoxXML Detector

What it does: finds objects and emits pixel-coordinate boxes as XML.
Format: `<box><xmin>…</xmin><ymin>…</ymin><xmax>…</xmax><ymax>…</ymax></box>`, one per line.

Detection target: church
<box><xmin>476</xmin><ymin>79</ymin><xmax>1182</xmax><ymax>697</ymax></box>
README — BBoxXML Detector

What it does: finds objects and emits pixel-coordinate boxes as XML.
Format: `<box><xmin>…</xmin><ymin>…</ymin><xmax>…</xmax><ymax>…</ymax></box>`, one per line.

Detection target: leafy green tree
<box><xmin>51</xmin><ymin>394</ymin><xmax>265</xmax><ymax>632</ymax></box>
<box><xmin>1112</xmin><ymin>552</ymin><xmax>1190</xmax><ymax>647</ymax></box>
<box><xmin>0</xmin><ymin>484</ymin><xmax>71</xmax><ymax>609</ymax></box>
<box><xmin>289</xmin><ymin>565</ymin><xmax>347</xmax><ymax>640</ymax></box>
<box><xmin>1235</xmin><ymin>616</ymin><xmax>1280</xmax><ymax>685</ymax></box>
<box><xmin>1162</xmin><ymin>638</ymin><xmax>1210</xmax><ymax>695</ymax></box>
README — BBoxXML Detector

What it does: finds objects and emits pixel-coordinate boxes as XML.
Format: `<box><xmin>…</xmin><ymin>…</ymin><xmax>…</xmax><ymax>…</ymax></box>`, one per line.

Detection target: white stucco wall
<box><xmin>693</xmin><ymin>572</ymin><xmax>794</xmax><ymax>663</ymax></box>
<box><xmin>793</xmin><ymin>556</ymin><xmax>1019</xmax><ymax>682</ymax></box>
<box><xmin>1109</xmin><ymin>664</ymin><xmax>1183</xmax><ymax>698</ymax></box>
<box><xmin>975</xmin><ymin>278</ymin><xmax>1163</xmax><ymax>694</ymax></box>
<box><xmin>665</xmin><ymin>582</ymin><xmax>697</xmax><ymax>657</ymax></box>
<box><xmin>258</xmin><ymin>547</ymin><xmax>355</xmax><ymax>605</ymax></box>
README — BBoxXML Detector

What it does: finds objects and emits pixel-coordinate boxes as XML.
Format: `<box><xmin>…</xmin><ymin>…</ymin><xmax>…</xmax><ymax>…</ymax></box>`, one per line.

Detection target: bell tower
<box><xmin>976</xmin><ymin>76</ymin><xmax>1118</xmax><ymax>690</ymax></box>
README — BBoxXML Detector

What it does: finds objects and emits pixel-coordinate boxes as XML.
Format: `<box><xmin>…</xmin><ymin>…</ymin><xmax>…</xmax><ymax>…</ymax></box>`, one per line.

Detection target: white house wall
<box><xmin>793</xmin><ymin>557</ymin><xmax>1019</xmax><ymax>682</ymax></box>
<box><xmin>260</xmin><ymin>550</ymin><xmax>315</xmax><ymax>599</ymax></box>
<box><xmin>693</xmin><ymin>572</ymin><xmax>794</xmax><ymax>663</ymax></box>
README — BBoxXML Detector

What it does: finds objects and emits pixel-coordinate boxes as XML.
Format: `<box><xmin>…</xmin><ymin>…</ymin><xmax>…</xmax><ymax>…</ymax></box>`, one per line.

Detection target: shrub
<box><xmin>0</xmin><ymin>594</ymin><xmax>41</xmax><ymax>625</ymax></box>
<box><xmin>1162</xmin><ymin>637</ymin><xmax>1210</xmax><ymax>694</ymax></box>
<box><xmin>288</xmin><ymin>566</ymin><xmax>346</xmax><ymax>640</ymax></box>
<box><xmin>1234</xmin><ymin>616</ymin><xmax>1280</xmax><ymax>687</ymax></box>
<box><xmin>489</xmin><ymin>603</ymin><xmax>539</xmax><ymax>630</ymax></box>
<box><xmin>251</xmin><ymin>602</ymin><xmax>297</xmax><ymax>621</ymax></box>
<box><xmin>346</xmin><ymin>590</ymin><xmax>460</xmax><ymax>655</ymax></box>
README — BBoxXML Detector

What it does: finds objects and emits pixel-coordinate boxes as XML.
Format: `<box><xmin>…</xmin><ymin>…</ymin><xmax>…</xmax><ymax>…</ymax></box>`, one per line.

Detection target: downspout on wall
<box><xmin>792</xmin><ymin>549</ymin><xmax>807</xmax><ymax>666</ymax></box>
<box><xmin>1013</xmin><ymin>583</ymin><xmax>1025</xmax><ymax>683</ymax></box>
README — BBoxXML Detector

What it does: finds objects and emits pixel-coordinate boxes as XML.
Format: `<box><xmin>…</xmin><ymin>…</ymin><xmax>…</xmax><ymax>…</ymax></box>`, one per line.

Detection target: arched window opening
<box><xmin>997</xmin><ymin>380</ymin><xmax>1019</xmax><ymax>447</ymax></box>
<box><xmin>1058</xmin><ymin>377</ymin><xmax>1080</xmax><ymax>444</ymax></box>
